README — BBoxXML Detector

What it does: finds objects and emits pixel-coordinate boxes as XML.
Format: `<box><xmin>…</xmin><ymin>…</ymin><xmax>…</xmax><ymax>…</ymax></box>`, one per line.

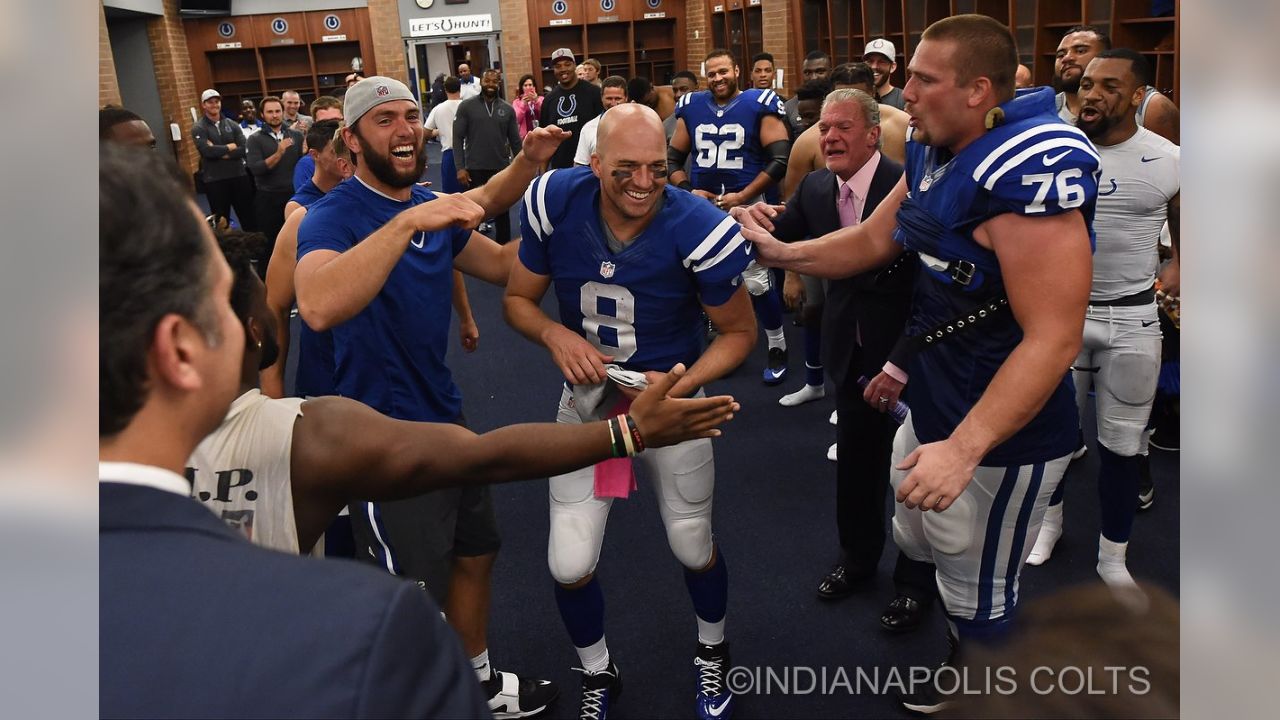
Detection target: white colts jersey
<box><xmin>1091</xmin><ymin>127</ymin><xmax>1180</xmax><ymax>301</ymax></box>
<box><xmin>187</xmin><ymin>389</ymin><xmax>305</xmax><ymax>554</ymax></box>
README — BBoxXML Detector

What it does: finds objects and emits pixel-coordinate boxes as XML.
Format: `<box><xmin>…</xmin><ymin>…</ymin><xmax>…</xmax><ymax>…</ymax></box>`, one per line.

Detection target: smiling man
<box><xmin>504</xmin><ymin>103</ymin><xmax>756</xmax><ymax>720</ymax></box>
<box><xmin>293</xmin><ymin>76</ymin><xmax>571</xmax><ymax>718</ymax></box>
<box><xmin>539</xmin><ymin>48</ymin><xmax>604</xmax><ymax>169</ymax></box>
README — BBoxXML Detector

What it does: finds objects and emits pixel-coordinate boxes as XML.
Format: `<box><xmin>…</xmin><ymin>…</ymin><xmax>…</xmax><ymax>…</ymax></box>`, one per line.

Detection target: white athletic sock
<box><xmin>697</xmin><ymin>617</ymin><xmax>726</xmax><ymax>647</ymax></box>
<box><xmin>1097</xmin><ymin>535</ymin><xmax>1149</xmax><ymax>612</ymax></box>
<box><xmin>1026</xmin><ymin>504</ymin><xmax>1063</xmax><ymax>566</ymax></box>
<box><xmin>765</xmin><ymin>327</ymin><xmax>786</xmax><ymax>350</ymax></box>
<box><xmin>827</xmin><ymin>442</ymin><xmax>838</xmax><ymax>462</ymax></box>
<box><xmin>779</xmin><ymin>383</ymin><xmax>826</xmax><ymax>406</ymax></box>
<box><xmin>576</xmin><ymin>637</ymin><xmax>610</xmax><ymax>674</ymax></box>
<box><xmin>471</xmin><ymin>649</ymin><xmax>492</xmax><ymax>682</ymax></box>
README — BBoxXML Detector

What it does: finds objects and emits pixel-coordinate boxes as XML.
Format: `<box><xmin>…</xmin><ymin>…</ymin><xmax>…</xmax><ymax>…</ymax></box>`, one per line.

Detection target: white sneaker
<box><xmin>829</xmin><ymin>410</ymin><xmax>838</xmax><ymax>426</ymax></box>
<box><xmin>779</xmin><ymin>384</ymin><xmax>825</xmax><ymax>406</ymax></box>
<box><xmin>827</xmin><ymin>443</ymin><xmax>838</xmax><ymax>462</ymax></box>
<box><xmin>1097</xmin><ymin>535</ymin><xmax>1149</xmax><ymax>613</ymax></box>
<box><xmin>1026</xmin><ymin>504</ymin><xmax>1063</xmax><ymax>566</ymax></box>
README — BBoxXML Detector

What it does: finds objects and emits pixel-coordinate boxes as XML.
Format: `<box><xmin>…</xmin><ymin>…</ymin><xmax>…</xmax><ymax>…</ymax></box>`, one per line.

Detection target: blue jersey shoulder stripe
<box><xmin>682</xmin><ymin>215</ymin><xmax>744</xmax><ymax>271</ymax></box>
<box><xmin>979</xmin><ymin>137</ymin><xmax>1101</xmax><ymax>191</ymax></box>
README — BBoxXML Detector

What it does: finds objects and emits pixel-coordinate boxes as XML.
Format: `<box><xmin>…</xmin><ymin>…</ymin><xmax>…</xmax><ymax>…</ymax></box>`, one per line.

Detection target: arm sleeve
<box><xmin>292</xmin><ymin>154</ymin><xmax>313</xmax><ymax>192</ymax></box>
<box><xmin>424</xmin><ymin>104</ymin><xmax>440</xmax><ymax>131</ymax></box>
<box><xmin>354</xmin><ymin>583</ymin><xmax>490</xmax><ymax>720</ymax></box>
<box><xmin>191</xmin><ymin>123</ymin><xmax>227</xmax><ymax>160</ymax></box>
<box><xmin>296</xmin><ymin>204</ymin><xmax>353</xmax><ymax>258</ymax></box>
<box><xmin>770</xmin><ymin>175</ymin><xmax>812</xmax><ymax>242</ymax></box>
<box><xmin>452</xmin><ymin>103</ymin><xmax>468</xmax><ymax>169</ymax></box>
<box><xmin>517</xmin><ymin>172</ymin><xmax>556</xmax><ymax>275</ymax></box>
<box><xmin>226</xmin><ymin>123</ymin><xmax>248</xmax><ymax>159</ymax></box>
<box><xmin>245</xmin><ymin>134</ymin><xmax>269</xmax><ymax>176</ymax></box>
<box><xmin>507</xmin><ymin>110</ymin><xmax>522</xmax><ymax>157</ymax></box>
<box><xmin>976</xmin><ymin>131</ymin><xmax>1100</xmax><ymax>218</ymax></box>
<box><xmin>682</xmin><ymin>207</ymin><xmax>754</xmax><ymax>306</ymax></box>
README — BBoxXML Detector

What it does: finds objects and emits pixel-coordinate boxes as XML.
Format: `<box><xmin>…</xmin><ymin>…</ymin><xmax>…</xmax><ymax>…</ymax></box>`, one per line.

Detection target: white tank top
<box><xmin>1090</xmin><ymin>127</ymin><xmax>1180</xmax><ymax>301</ymax></box>
<box><xmin>187</xmin><ymin>390</ymin><xmax>306</xmax><ymax>554</ymax></box>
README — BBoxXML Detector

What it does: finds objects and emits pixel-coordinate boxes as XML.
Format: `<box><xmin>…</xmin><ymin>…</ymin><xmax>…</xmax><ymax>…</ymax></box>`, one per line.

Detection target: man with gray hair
<box><xmin>759</xmin><ymin>88</ymin><xmax>932</xmax><ymax>632</ymax></box>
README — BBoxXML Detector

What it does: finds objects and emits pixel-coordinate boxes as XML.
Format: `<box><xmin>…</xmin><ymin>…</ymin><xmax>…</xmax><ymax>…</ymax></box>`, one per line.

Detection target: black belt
<box><xmin>1090</xmin><ymin>287</ymin><xmax>1155</xmax><ymax>307</ymax></box>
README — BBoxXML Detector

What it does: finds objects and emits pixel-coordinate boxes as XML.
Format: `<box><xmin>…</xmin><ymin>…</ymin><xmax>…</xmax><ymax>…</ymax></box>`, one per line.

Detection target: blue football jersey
<box><xmin>518</xmin><ymin>167</ymin><xmax>752</xmax><ymax>373</ymax></box>
<box><xmin>675</xmin><ymin>88</ymin><xmax>784</xmax><ymax>194</ymax></box>
<box><xmin>896</xmin><ymin>87</ymin><xmax>1101</xmax><ymax>466</ymax></box>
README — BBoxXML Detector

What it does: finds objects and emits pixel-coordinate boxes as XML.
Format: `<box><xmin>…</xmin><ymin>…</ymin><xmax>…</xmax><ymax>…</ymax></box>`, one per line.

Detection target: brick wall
<box><xmin>147</xmin><ymin>0</ymin><xmax>199</xmax><ymax>175</ymax></box>
<box><xmin>685</xmin><ymin>0</ymin><xmax>709</xmax><ymax>86</ymax></box>
<box><xmin>99</xmin><ymin>2</ymin><xmax>123</xmax><ymax>108</ymax></box>
<box><xmin>368</xmin><ymin>0</ymin><xmax>409</xmax><ymax>85</ymax></box>
<box><xmin>761</xmin><ymin>0</ymin><xmax>795</xmax><ymax>96</ymax></box>
<box><xmin>498</xmin><ymin>0</ymin><xmax>533</xmax><ymax>93</ymax></box>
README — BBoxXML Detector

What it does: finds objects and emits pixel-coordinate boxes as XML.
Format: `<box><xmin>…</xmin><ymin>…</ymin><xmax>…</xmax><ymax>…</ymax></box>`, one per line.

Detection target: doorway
<box><xmin>406</xmin><ymin>34</ymin><xmax>503</xmax><ymax>109</ymax></box>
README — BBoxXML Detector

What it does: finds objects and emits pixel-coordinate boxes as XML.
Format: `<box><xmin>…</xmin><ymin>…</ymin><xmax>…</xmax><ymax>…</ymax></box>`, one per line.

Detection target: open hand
<box><xmin>629</xmin><ymin>363</ymin><xmax>739</xmax><ymax>448</ymax></box>
<box><xmin>544</xmin><ymin>324</ymin><xmax>612</xmax><ymax>385</ymax></box>
<box><xmin>520</xmin><ymin>125</ymin><xmax>570</xmax><ymax>166</ymax></box>
<box><xmin>894</xmin><ymin>439</ymin><xmax>977</xmax><ymax>513</ymax></box>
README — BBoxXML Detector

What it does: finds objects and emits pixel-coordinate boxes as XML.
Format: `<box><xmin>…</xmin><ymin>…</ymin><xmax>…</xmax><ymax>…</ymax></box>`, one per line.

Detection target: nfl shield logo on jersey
<box><xmin>600</xmin><ymin>261</ymin><xmax>616</xmax><ymax>279</ymax></box>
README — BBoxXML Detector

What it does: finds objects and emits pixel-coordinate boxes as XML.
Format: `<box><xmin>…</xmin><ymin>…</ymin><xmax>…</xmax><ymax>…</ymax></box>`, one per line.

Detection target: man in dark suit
<box><xmin>97</xmin><ymin>143</ymin><xmax>487</xmax><ymax>719</ymax></box>
<box><xmin>765</xmin><ymin>89</ymin><xmax>937</xmax><ymax>631</ymax></box>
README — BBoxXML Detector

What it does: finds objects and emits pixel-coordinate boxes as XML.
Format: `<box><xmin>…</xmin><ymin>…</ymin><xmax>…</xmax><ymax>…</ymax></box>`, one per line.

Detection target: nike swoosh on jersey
<box><xmin>1141</xmin><ymin>320</ymin><xmax>1158</xmax><ymax>327</ymax></box>
<box><xmin>1140</xmin><ymin>156</ymin><xmax>1161</xmax><ymax>162</ymax></box>
<box><xmin>1042</xmin><ymin>150</ymin><xmax>1072</xmax><ymax>166</ymax></box>
<box><xmin>411</xmin><ymin>232</ymin><xmax>425</xmax><ymax>249</ymax></box>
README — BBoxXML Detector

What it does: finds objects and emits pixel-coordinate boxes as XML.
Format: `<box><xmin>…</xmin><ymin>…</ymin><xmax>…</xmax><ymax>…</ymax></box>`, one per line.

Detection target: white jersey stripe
<box><xmin>535</xmin><ymin>168</ymin><xmax>559</xmax><ymax>237</ymax></box>
<box><xmin>971</xmin><ymin>123</ymin><xmax>1094</xmax><ymax>182</ymax></box>
<box><xmin>693</xmin><ymin>231</ymin><xmax>749</xmax><ymax>273</ymax></box>
<box><xmin>982</xmin><ymin>138</ymin><xmax>1102</xmax><ymax>190</ymax></box>
<box><xmin>682</xmin><ymin>215</ymin><xmax>739</xmax><ymax>268</ymax></box>
<box><xmin>522</xmin><ymin>175</ymin><xmax>545</xmax><ymax>239</ymax></box>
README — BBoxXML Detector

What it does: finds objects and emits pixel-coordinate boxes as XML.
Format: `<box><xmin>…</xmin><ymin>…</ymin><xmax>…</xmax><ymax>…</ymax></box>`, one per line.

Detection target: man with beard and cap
<box><xmin>1026</xmin><ymin>49</ymin><xmax>1179</xmax><ymax>614</ymax></box>
<box><xmin>863</xmin><ymin>38</ymin><xmax>905</xmax><ymax>110</ymax></box>
<box><xmin>294</xmin><ymin>76</ymin><xmax>570</xmax><ymax>718</ymax></box>
<box><xmin>735</xmin><ymin>15</ymin><xmax>1099</xmax><ymax>713</ymax></box>
<box><xmin>540</xmin><ymin>48</ymin><xmax>604</xmax><ymax>169</ymax></box>
<box><xmin>1054</xmin><ymin>25</ymin><xmax>1180</xmax><ymax>144</ymax></box>
<box><xmin>454</xmin><ymin>69</ymin><xmax>523</xmax><ymax>244</ymax></box>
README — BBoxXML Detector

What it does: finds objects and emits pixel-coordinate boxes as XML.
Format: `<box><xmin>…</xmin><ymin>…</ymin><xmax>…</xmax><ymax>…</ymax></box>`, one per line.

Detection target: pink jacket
<box><xmin>513</xmin><ymin>96</ymin><xmax>543</xmax><ymax>139</ymax></box>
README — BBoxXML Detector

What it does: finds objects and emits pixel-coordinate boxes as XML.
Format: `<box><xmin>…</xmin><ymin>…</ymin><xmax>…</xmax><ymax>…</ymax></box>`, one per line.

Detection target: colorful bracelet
<box><xmin>616</xmin><ymin>414</ymin><xmax>637</xmax><ymax>456</ymax></box>
<box><xmin>624</xmin><ymin>414</ymin><xmax>645</xmax><ymax>453</ymax></box>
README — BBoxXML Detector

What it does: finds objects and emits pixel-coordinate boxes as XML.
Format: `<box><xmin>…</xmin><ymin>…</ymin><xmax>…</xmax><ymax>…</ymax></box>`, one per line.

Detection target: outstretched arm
<box><xmin>462</xmin><ymin>126</ymin><xmax>569</xmax><ymax>217</ymax></box>
<box><xmin>289</xmin><ymin>364</ymin><xmax>739</xmax><ymax>548</ymax></box>
<box><xmin>732</xmin><ymin>175</ymin><xmax>907</xmax><ymax>278</ymax></box>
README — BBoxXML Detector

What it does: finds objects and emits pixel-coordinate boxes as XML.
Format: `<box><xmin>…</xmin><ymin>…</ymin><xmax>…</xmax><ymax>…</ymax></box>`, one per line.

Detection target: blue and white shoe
<box><xmin>761</xmin><ymin>347</ymin><xmax>788</xmax><ymax>385</ymax></box>
<box><xmin>483</xmin><ymin>669</ymin><xmax>559</xmax><ymax>718</ymax></box>
<box><xmin>574</xmin><ymin>662</ymin><xmax>621</xmax><ymax>720</ymax></box>
<box><xmin>695</xmin><ymin>642</ymin><xmax>734</xmax><ymax>719</ymax></box>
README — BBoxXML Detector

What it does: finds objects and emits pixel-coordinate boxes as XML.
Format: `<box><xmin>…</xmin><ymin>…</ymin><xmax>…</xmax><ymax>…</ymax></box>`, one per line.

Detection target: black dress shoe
<box><xmin>880</xmin><ymin>594</ymin><xmax>927</xmax><ymax>633</ymax></box>
<box><xmin>816</xmin><ymin>564</ymin><xmax>867</xmax><ymax>601</ymax></box>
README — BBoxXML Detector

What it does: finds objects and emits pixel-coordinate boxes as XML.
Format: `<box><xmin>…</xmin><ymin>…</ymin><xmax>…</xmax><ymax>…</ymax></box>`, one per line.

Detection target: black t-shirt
<box><xmin>539</xmin><ymin>81</ymin><xmax>604</xmax><ymax>169</ymax></box>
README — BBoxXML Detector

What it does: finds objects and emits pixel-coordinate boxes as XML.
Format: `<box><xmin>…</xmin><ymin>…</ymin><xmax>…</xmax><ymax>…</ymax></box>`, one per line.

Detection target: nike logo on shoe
<box><xmin>1042</xmin><ymin>150</ymin><xmax>1071</xmax><ymax>166</ymax></box>
<box><xmin>706</xmin><ymin>696</ymin><xmax>733</xmax><ymax>717</ymax></box>
<box><xmin>1140</xmin><ymin>156</ymin><xmax>1161</xmax><ymax>162</ymax></box>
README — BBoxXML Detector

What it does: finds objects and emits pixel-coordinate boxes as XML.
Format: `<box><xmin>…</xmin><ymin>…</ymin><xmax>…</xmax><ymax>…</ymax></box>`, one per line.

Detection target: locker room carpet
<box><xmin>268</xmin><ymin>142</ymin><xmax>1179</xmax><ymax>719</ymax></box>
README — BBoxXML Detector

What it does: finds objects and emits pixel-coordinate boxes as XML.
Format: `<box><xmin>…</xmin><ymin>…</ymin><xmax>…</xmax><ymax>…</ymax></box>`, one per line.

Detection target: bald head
<box><xmin>596</xmin><ymin>103</ymin><xmax>664</xmax><ymax>157</ymax></box>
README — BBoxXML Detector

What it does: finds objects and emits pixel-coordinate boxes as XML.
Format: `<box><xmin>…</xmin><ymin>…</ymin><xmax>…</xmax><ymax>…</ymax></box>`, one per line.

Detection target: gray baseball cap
<box><xmin>343</xmin><ymin>76</ymin><xmax>418</xmax><ymax>126</ymax></box>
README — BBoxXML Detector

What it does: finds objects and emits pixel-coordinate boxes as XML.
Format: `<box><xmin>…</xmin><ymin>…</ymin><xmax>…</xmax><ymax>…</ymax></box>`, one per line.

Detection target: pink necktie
<box><xmin>837</xmin><ymin>181</ymin><xmax>859</xmax><ymax>228</ymax></box>
<box><xmin>837</xmin><ymin>182</ymin><xmax>864</xmax><ymax>345</ymax></box>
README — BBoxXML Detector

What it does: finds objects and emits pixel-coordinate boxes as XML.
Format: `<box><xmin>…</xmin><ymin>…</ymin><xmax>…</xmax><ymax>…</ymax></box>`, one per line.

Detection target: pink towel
<box><xmin>594</xmin><ymin>396</ymin><xmax>637</xmax><ymax>499</ymax></box>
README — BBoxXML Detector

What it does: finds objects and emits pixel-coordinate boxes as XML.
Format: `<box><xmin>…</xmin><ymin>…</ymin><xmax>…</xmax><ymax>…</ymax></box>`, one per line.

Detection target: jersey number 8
<box><xmin>693</xmin><ymin>123</ymin><xmax>746</xmax><ymax>170</ymax></box>
<box><xmin>581</xmin><ymin>282</ymin><xmax>637</xmax><ymax>362</ymax></box>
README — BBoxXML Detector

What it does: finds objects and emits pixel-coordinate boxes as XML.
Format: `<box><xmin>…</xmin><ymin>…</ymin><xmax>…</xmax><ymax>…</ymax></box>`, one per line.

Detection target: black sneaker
<box><xmin>574</xmin><ymin>662</ymin><xmax>621</xmax><ymax>720</ymax></box>
<box><xmin>483</xmin><ymin>670</ymin><xmax>559</xmax><ymax>719</ymax></box>
<box><xmin>762</xmin><ymin>347</ymin><xmax>788</xmax><ymax>385</ymax></box>
<box><xmin>1137</xmin><ymin>454</ymin><xmax>1155</xmax><ymax>511</ymax></box>
<box><xmin>694</xmin><ymin>642</ymin><xmax>734</xmax><ymax>719</ymax></box>
<box><xmin>898</xmin><ymin>634</ymin><xmax>957</xmax><ymax>715</ymax></box>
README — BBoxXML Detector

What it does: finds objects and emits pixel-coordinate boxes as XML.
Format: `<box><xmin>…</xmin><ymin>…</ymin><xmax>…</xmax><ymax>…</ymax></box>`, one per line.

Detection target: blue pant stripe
<box><xmin>975</xmin><ymin>465</ymin><xmax>1020</xmax><ymax>621</ymax></box>
<box><xmin>1002</xmin><ymin>462</ymin><xmax>1045</xmax><ymax>614</ymax></box>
